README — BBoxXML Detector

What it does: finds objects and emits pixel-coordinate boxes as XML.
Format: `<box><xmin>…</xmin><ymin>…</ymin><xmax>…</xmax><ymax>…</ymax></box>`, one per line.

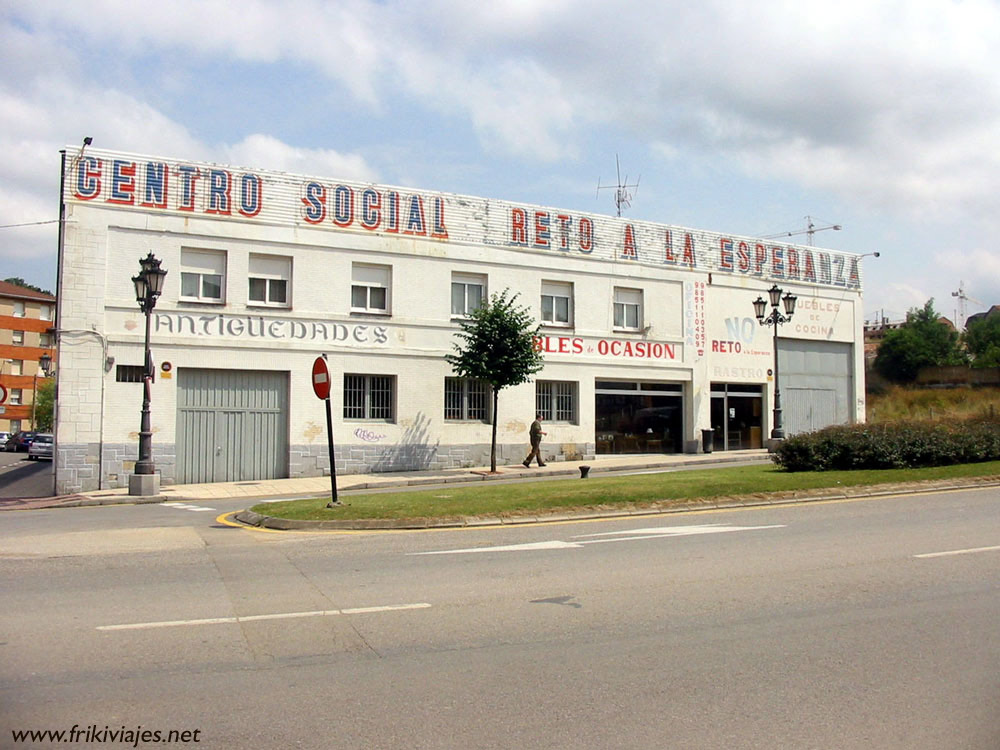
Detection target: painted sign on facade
<box><xmin>66</xmin><ymin>148</ymin><xmax>866</xmax><ymax>291</ymax></box>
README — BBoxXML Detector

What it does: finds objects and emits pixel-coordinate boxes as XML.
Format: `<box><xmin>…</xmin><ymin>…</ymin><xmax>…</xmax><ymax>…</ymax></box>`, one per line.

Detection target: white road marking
<box><xmin>97</xmin><ymin>602</ymin><xmax>431</xmax><ymax>631</ymax></box>
<box><xmin>914</xmin><ymin>545</ymin><xmax>1000</xmax><ymax>559</ymax></box>
<box><xmin>413</xmin><ymin>540</ymin><xmax>583</xmax><ymax>555</ymax></box>
<box><xmin>163</xmin><ymin>502</ymin><xmax>217</xmax><ymax>512</ymax></box>
<box><xmin>411</xmin><ymin>524</ymin><xmax>786</xmax><ymax>556</ymax></box>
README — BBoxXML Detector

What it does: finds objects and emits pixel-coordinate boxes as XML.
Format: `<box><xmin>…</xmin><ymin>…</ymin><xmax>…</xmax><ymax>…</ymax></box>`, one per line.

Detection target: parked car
<box><xmin>27</xmin><ymin>433</ymin><xmax>53</xmax><ymax>461</ymax></box>
<box><xmin>4</xmin><ymin>431</ymin><xmax>37</xmax><ymax>452</ymax></box>
<box><xmin>0</xmin><ymin>431</ymin><xmax>8</xmax><ymax>445</ymax></box>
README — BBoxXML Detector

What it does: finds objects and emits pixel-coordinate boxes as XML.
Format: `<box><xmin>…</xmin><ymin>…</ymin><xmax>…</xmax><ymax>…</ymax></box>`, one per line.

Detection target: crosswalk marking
<box><xmin>163</xmin><ymin>502</ymin><xmax>217</xmax><ymax>513</ymax></box>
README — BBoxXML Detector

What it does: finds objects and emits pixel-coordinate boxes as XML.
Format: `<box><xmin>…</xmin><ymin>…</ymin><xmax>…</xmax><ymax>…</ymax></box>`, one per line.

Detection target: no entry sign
<box><xmin>312</xmin><ymin>357</ymin><xmax>330</xmax><ymax>400</ymax></box>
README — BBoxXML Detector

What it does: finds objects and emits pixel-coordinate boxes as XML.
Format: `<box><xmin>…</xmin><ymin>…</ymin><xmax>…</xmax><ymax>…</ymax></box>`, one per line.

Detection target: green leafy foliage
<box><xmin>772</xmin><ymin>417</ymin><xmax>1000</xmax><ymax>471</ymax></box>
<box><xmin>873</xmin><ymin>299</ymin><xmax>967</xmax><ymax>383</ymax></box>
<box><xmin>34</xmin><ymin>379</ymin><xmax>55</xmax><ymax>431</ymax></box>
<box><xmin>963</xmin><ymin>314</ymin><xmax>1000</xmax><ymax>367</ymax></box>
<box><xmin>445</xmin><ymin>289</ymin><xmax>544</xmax><ymax>471</ymax></box>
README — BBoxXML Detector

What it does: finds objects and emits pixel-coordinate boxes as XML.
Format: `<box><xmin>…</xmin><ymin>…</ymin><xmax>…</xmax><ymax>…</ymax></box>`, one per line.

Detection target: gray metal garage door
<box><xmin>778</xmin><ymin>340</ymin><xmax>854</xmax><ymax>436</ymax></box>
<box><xmin>176</xmin><ymin>369</ymin><xmax>289</xmax><ymax>484</ymax></box>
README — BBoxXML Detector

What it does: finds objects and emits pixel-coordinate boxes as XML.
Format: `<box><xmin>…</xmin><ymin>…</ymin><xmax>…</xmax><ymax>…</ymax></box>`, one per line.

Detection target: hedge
<box><xmin>771</xmin><ymin>418</ymin><xmax>1000</xmax><ymax>471</ymax></box>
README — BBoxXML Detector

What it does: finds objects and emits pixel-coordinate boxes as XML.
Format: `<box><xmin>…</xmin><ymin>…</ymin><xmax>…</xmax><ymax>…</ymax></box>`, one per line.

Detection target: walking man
<box><xmin>523</xmin><ymin>414</ymin><xmax>547</xmax><ymax>467</ymax></box>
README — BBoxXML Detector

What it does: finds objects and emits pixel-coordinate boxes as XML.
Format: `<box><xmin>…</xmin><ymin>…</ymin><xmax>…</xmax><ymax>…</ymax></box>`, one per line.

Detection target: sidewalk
<box><xmin>3</xmin><ymin>450</ymin><xmax>772</xmax><ymax>510</ymax></box>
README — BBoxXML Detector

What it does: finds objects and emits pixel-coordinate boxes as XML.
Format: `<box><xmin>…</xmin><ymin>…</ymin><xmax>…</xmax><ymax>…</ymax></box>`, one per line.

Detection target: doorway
<box><xmin>710</xmin><ymin>383</ymin><xmax>763</xmax><ymax>450</ymax></box>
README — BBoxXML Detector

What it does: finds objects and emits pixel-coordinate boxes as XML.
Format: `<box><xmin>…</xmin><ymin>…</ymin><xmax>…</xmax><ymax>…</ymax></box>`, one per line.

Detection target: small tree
<box><xmin>446</xmin><ymin>290</ymin><xmax>544</xmax><ymax>472</ymax></box>
<box><xmin>34</xmin><ymin>379</ymin><xmax>55</xmax><ymax>431</ymax></box>
<box><xmin>874</xmin><ymin>299</ymin><xmax>966</xmax><ymax>383</ymax></box>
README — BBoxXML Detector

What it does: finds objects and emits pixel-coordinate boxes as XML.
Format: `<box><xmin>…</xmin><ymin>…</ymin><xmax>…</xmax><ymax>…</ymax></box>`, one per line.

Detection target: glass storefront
<box><xmin>595</xmin><ymin>380</ymin><xmax>683</xmax><ymax>454</ymax></box>
<box><xmin>710</xmin><ymin>383</ymin><xmax>764</xmax><ymax>450</ymax></box>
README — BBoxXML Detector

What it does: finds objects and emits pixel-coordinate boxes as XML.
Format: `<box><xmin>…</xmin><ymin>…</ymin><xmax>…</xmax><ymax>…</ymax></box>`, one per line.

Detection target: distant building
<box><xmin>0</xmin><ymin>281</ymin><xmax>57</xmax><ymax>434</ymax></box>
<box><xmin>965</xmin><ymin>305</ymin><xmax>1000</xmax><ymax>329</ymax></box>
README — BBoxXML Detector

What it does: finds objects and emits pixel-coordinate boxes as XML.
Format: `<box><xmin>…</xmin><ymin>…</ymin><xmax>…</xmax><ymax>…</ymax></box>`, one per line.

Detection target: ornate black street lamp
<box><xmin>131</xmin><ymin>253</ymin><xmax>167</xmax><ymax>482</ymax></box>
<box><xmin>753</xmin><ymin>284</ymin><xmax>797</xmax><ymax>440</ymax></box>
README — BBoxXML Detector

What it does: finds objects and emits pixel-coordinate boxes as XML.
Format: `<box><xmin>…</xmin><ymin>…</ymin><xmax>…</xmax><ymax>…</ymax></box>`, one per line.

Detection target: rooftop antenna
<box><xmin>597</xmin><ymin>154</ymin><xmax>640</xmax><ymax>217</ymax></box>
<box><xmin>762</xmin><ymin>215</ymin><xmax>841</xmax><ymax>245</ymax></box>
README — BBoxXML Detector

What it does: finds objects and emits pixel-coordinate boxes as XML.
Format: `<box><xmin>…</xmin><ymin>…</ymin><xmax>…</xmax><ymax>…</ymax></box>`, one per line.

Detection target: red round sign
<box><xmin>311</xmin><ymin>357</ymin><xmax>331</xmax><ymax>400</ymax></box>
<box><xmin>0</xmin><ymin>384</ymin><xmax>6</xmax><ymax>404</ymax></box>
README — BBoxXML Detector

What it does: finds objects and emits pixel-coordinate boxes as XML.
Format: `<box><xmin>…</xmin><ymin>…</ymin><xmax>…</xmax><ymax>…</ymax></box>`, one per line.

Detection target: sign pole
<box><xmin>325</xmin><ymin>395</ymin><xmax>339</xmax><ymax>507</ymax></box>
<box><xmin>312</xmin><ymin>356</ymin><xmax>340</xmax><ymax>508</ymax></box>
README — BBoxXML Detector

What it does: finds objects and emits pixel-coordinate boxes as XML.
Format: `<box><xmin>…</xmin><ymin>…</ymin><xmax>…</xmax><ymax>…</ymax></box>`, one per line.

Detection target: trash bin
<box><xmin>701</xmin><ymin>428</ymin><xmax>714</xmax><ymax>453</ymax></box>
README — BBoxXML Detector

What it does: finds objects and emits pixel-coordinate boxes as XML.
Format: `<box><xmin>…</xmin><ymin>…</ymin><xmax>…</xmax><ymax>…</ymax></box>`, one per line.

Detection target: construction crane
<box><xmin>952</xmin><ymin>281</ymin><xmax>985</xmax><ymax>329</ymax></box>
<box><xmin>762</xmin><ymin>216</ymin><xmax>842</xmax><ymax>246</ymax></box>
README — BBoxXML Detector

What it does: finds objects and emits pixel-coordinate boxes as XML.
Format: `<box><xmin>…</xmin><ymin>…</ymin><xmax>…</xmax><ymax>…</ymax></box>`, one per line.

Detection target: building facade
<box><xmin>54</xmin><ymin>147</ymin><xmax>867</xmax><ymax>494</ymax></box>
<box><xmin>0</xmin><ymin>281</ymin><xmax>56</xmax><ymax>435</ymax></box>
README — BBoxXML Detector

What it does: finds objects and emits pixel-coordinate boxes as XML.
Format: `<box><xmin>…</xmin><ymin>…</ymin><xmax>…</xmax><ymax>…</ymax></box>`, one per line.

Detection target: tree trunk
<box><xmin>490</xmin><ymin>389</ymin><xmax>499</xmax><ymax>472</ymax></box>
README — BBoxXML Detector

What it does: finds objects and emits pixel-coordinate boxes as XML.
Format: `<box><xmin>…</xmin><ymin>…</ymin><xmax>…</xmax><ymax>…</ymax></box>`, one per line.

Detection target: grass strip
<box><xmin>251</xmin><ymin>461</ymin><xmax>1000</xmax><ymax>521</ymax></box>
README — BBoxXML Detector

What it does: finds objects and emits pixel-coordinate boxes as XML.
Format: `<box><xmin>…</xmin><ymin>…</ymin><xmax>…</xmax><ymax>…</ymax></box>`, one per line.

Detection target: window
<box><xmin>39</xmin><ymin>333</ymin><xmax>52</xmax><ymax>348</ymax></box>
<box><xmin>344</xmin><ymin>374</ymin><xmax>395</xmax><ymax>420</ymax></box>
<box><xmin>351</xmin><ymin>264</ymin><xmax>391</xmax><ymax>314</ymax></box>
<box><xmin>9</xmin><ymin>389</ymin><xmax>22</xmax><ymax>406</ymax></box>
<box><xmin>180</xmin><ymin>249</ymin><xmax>226</xmax><ymax>303</ymax></box>
<box><xmin>536</xmin><ymin>380</ymin><xmax>578</xmax><ymax>423</ymax></box>
<box><xmin>248</xmin><ymin>254</ymin><xmax>291</xmax><ymax>307</ymax></box>
<box><xmin>444</xmin><ymin>378</ymin><xmax>490</xmax><ymax>421</ymax></box>
<box><xmin>40</xmin><ymin>305</ymin><xmax>52</xmax><ymax>321</ymax></box>
<box><xmin>13</xmin><ymin>302</ymin><xmax>25</xmax><ymax>318</ymax></box>
<box><xmin>9</xmin><ymin>420</ymin><xmax>21</xmax><ymax>433</ymax></box>
<box><xmin>541</xmin><ymin>281</ymin><xmax>573</xmax><ymax>325</ymax></box>
<box><xmin>9</xmin><ymin>360</ymin><xmax>23</xmax><ymax>376</ymax></box>
<box><xmin>613</xmin><ymin>287</ymin><xmax>643</xmax><ymax>330</ymax></box>
<box><xmin>11</xmin><ymin>331</ymin><xmax>23</xmax><ymax>346</ymax></box>
<box><xmin>451</xmin><ymin>273</ymin><xmax>486</xmax><ymax>317</ymax></box>
<box><xmin>115</xmin><ymin>365</ymin><xmax>153</xmax><ymax>383</ymax></box>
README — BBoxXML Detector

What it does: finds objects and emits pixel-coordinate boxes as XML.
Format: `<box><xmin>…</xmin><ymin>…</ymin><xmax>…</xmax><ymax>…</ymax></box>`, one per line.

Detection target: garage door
<box><xmin>176</xmin><ymin>369</ymin><xmax>289</xmax><ymax>484</ymax></box>
<box><xmin>778</xmin><ymin>340</ymin><xmax>854</xmax><ymax>436</ymax></box>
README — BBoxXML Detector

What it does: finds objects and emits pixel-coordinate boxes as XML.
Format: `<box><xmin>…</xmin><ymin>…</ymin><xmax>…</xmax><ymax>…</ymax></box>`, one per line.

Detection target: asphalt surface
<box><xmin>2</xmin><ymin>485</ymin><xmax>999</xmax><ymax>748</ymax></box>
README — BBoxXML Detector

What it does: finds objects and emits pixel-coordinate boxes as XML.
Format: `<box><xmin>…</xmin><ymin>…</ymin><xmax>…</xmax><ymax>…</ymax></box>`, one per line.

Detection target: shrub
<box><xmin>772</xmin><ymin>417</ymin><xmax>1000</xmax><ymax>471</ymax></box>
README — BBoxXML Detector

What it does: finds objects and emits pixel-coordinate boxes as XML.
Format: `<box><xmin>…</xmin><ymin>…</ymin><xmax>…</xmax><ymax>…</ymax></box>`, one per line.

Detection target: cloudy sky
<box><xmin>3</xmin><ymin>0</ymin><xmax>999</xmax><ymax>325</ymax></box>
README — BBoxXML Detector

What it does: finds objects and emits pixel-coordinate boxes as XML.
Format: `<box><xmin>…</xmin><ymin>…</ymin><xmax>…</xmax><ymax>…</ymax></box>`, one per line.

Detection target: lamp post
<box><xmin>130</xmin><ymin>252</ymin><xmax>167</xmax><ymax>492</ymax></box>
<box><xmin>753</xmin><ymin>285</ymin><xmax>797</xmax><ymax>441</ymax></box>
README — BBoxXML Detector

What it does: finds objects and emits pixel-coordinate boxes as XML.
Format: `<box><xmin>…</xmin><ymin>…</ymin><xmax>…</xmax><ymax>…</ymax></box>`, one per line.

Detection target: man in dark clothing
<box><xmin>523</xmin><ymin>414</ymin><xmax>547</xmax><ymax>467</ymax></box>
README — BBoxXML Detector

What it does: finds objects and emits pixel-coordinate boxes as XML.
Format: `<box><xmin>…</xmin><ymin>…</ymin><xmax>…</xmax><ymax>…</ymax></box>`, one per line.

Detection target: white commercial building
<box><xmin>54</xmin><ymin>147</ymin><xmax>867</xmax><ymax>494</ymax></box>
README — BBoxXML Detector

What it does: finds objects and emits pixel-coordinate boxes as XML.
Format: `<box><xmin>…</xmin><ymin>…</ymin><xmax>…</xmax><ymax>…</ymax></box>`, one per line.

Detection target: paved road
<box><xmin>2</xmin><ymin>488</ymin><xmax>998</xmax><ymax>748</ymax></box>
<box><xmin>0</xmin><ymin>450</ymin><xmax>53</xmax><ymax>500</ymax></box>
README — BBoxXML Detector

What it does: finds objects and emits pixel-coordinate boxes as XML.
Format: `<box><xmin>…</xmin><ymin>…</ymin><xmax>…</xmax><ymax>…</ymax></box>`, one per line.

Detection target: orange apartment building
<box><xmin>0</xmin><ymin>280</ymin><xmax>56</xmax><ymax>435</ymax></box>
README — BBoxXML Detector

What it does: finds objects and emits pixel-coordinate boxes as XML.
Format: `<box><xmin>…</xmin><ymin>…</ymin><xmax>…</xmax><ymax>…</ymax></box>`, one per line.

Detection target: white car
<box><xmin>27</xmin><ymin>433</ymin><xmax>53</xmax><ymax>461</ymax></box>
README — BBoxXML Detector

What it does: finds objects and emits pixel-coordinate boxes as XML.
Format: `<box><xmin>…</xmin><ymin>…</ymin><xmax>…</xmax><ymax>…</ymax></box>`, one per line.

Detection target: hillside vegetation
<box><xmin>867</xmin><ymin>385</ymin><xmax>1000</xmax><ymax>423</ymax></box>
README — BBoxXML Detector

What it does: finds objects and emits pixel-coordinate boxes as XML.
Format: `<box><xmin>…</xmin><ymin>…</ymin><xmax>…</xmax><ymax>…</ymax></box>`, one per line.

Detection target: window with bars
<box><xmin>541</xmin><ymin>281</ymin><xmax>572</xmax><ymax>325</ymax></box>
<box><xmin>535</xmin><ymin>380</ymin><xmax>578</xmax><ymax>423</ymax></box>
<box><xmin>343</xmin><ymin>374</ymin><xmax>395</xmax><ymax>421</ymax></box>
<box><xmin>613</xmin><ymin>287</ymin><xmax>642</xmax><ymax>330</ymax></box>
<box><xmin>451</xmin><ymin>273</ymin><xmax>486</xmax><ymax>317</ymax></box>
<box><xmin>444</xmin><ymin>378</ymin><xmax>490</xmax><ymax>421</ymax></box>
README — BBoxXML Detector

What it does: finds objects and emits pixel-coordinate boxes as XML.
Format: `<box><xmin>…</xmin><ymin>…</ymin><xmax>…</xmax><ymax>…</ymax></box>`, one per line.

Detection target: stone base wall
<box><xmin>57</xmin><ymin>441</ymin><xmax>595</xmax><ymax>493</ymax></box>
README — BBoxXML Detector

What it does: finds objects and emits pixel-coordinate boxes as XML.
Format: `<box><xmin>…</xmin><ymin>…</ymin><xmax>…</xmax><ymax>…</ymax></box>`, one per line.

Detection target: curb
<box><xmin>5</xmin><ymin>453</ymin><xmax>773</xmax><ymax>511</ymax></box>
<box><xmin>231</xmin><ymin>476</ymin><xmax>1000</xmax><ymax>532</ymax></box>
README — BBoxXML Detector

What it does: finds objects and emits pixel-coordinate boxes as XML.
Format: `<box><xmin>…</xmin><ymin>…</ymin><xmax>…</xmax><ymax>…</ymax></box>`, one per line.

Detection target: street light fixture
<box><xmin>129</xmin><ymin>252</ymin><xmax>167</xmax><ymax>494</ymax></box>
<box><xmin>753</xmin><ymin>284</ymin><xmax>797</xmax><ymax>441</ymax></box>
